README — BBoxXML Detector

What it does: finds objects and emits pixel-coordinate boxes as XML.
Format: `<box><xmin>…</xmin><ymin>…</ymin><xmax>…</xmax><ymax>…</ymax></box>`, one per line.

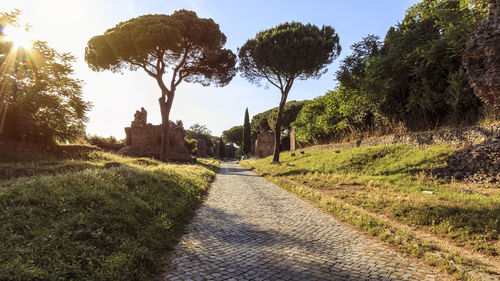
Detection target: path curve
<box><xmin>159</xmin><ymin>162</ymin><xmax>446</xmax><ymax>281</ymax></box>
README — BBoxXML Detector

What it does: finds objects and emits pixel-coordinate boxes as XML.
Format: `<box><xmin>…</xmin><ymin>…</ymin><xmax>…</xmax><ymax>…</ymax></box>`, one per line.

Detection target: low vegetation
<box><xmin>0</xmin><ymin>146</ymin><xmax>218</xmax><ymax>280</ymax></box>
<box><xmin>241</xmin><ymin>144</ymin><xmax>500</xmax><ymax>280</ymax></box>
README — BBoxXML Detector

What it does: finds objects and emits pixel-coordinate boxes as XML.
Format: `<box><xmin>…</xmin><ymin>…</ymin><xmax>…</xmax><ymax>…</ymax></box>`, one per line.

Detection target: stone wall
<box><xmin>303</xmin><ymin>123</ymin><xmax>500</xmax><ymax>151</ymax></box>
<box><xmin>255</xmin><ymin>132</ymin><xmax>274</xmax><ymax>158</ymax></box>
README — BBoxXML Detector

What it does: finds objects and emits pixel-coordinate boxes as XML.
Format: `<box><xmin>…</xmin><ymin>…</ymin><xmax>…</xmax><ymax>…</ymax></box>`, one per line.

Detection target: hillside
<box><xmin>0</xmin><ymin>145</ymin><xmax>218</xmax><ymax>280</ymax></box>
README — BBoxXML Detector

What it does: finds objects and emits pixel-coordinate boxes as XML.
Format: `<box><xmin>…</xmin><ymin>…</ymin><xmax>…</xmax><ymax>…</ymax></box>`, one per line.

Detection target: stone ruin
<box><xmin>118</xmin><ymin>108</ymin><xmax>192</xmax><ymax>162</ymax></box>
<box><xmin>196</xmin><ymin>138</ymin><xmax>208</xmax><ymax>157</ymax></box>
<box><xmin>255</xmin><ymin>131</ymin><xmax>274</xmax><ymax>158</ymax></box>
<box><xmin>432</xmin><ymin>136</ymin><xmax>500</xmax><ymax>184</ymax></box>
<box><xmin>290</xmin><ymin>128</ymin><xmax>296</xmax><ymax>151</ymax></box>
<box><xmin>463</xmin><ymin>0</ymin><xmax>500</xmax><ymax>108</ymax></box>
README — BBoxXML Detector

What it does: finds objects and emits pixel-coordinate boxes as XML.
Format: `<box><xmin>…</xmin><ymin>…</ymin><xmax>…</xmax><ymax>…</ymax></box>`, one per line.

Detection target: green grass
<box><xmin>241</xmin><ymin>144</ymin><xmax>500</xmax><ymax>280</ymax></box>
<box><xmin>0</xmin><ymin>148</ymin><xmax>218</xmax><ymax>280</ymax></box>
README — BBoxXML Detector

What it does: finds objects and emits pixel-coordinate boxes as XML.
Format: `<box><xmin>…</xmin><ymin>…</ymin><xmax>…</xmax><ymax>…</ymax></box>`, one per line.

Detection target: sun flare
<box><xmin>3</xmin><ymin>26</ymin><xmax>33</xmax><ymax>50</ymax></box>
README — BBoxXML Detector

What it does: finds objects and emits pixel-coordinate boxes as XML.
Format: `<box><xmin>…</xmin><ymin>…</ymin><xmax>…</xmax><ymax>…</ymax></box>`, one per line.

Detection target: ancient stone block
<box><xmin>255</xmin><ymin>132</ymin><xmax>274</xmax><ymax>158</ymax></box>
<box><xmin>290</xmin><ymin>128</ymin><xmax>296</xmax><ymax>151</ymax></box>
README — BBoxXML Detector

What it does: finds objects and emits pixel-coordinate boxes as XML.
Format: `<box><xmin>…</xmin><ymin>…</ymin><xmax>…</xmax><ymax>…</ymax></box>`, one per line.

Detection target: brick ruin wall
<box><xmin>119</xmin><ymin>108</ymin><xmax>191</xmax><ymax>162</ymax></box>
<box><xmin>255</xmin><ymin>132</ymin><xmax>274</xmax><ymax>158</ymax></box>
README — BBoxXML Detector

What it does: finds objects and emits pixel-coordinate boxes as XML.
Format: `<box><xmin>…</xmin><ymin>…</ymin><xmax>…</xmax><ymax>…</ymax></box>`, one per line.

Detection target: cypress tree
<box><xmin>242</xmin><ymin>108</ymin><xmax>251</xmax><ymax>155</ymax></box>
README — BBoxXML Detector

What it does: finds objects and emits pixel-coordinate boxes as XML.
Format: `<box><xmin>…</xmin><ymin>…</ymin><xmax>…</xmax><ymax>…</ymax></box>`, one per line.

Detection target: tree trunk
<box><xmin>272</xmin><ymin>91</ymin><xmax>288</xmax><ymax>164</ymax></box>
<box><xmin>158</xmin><ymin>89</ymin><xmax>175</xmax><ymax>161</ymax></box>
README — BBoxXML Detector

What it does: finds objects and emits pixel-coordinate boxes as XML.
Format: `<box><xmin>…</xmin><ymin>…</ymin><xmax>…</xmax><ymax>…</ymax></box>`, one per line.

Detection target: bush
<box><xmin>87</xmin><ymin>135</ymin><xmax>125</xmax><ymax>151</ymax></box>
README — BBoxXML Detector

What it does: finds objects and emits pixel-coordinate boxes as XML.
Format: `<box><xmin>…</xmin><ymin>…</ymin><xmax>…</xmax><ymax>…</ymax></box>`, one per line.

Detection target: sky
<box><xmin>2</xmin><ymin>0</ymin><xmax>419</xmax><ymax>139</ymax></box>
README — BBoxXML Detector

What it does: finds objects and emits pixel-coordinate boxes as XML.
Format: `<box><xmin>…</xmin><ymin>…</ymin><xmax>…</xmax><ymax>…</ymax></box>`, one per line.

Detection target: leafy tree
<box><xmin>335</xmin><ymin>34</ymin><xmax>381</xmax><ymax>91</ymax></box>
<box><xmin>185</xmin><ymin>123</ymin><xmax>219</xmax><ymax>156</ymax></box>
<box><xmin>239</xmin><ymin>22</ymin><xmax>340</xmax><ymax>163</ymax></box>
<box><xmin>0</xmin><ymin>11</ymin><xmax>90</xmax><ymax>144</ymax></box>
<box><xmin>85</xmin><ymin>10</ymin><xmax>236</xmax><ymax>161</ymax></box>
<box><xmin>365</xmin><ymin>0</ymin><xmax>488</xmax><ymax>129</ymax></box>
<box><xmin>292</xmin><ymin>87</ymin><xmax>376</xmax><ymax>144</ymax></box>
<box><xmin>222</xmin><ymin>125</ymin><xmax>243</xmax><ymax>146</ymax></box>
<box><xmin>187</xmin><ymin>123</ymin><xmax>211</xmax><ymax>139</ymax></box>
<box><xmin>242</xmin><ymin>108</ymin><xmax>251</xmax><ymax>155</ymax></box>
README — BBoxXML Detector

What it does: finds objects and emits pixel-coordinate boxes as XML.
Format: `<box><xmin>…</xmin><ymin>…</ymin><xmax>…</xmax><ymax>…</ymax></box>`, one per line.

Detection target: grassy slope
<box><xmin>0</xmin><ymin>148</ymin><xmax>218</xmax><ymax>280</ymax></box>
<box><xmin>241</xmin><ymin>144</ymin><xmax>499</xmax><ymax>280</ymax></box>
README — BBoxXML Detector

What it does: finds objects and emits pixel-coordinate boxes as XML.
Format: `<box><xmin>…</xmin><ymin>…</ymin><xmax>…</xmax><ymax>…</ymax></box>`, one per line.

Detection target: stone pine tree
<box><xmin>239</xmin><ymin>22</ymin><xmax>341</xmax><ymax>163</ymax></box>
<box><xmin>242</xmin><ymin>108</ymin><xmax>252</xmax><ymax>155</ymax></box>
<box><xmin>85</xmin><ymin>10</ymin><xmax>236</xmax><ymax>161</ymax></box>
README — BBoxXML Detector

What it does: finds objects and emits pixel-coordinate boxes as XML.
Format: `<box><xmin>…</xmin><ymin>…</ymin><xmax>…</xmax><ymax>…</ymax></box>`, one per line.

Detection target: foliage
<box><xmin>85</xmin><ymin>10</ymin><xmax>236</xmax><ymax>160</ymax></box>
<box><xmin>223</xmin><ymin>143</ymin><xmax>238</xmax><ymax>159</ymax></box>
<box><xmin>0</xmin><ymin>148</ymin><xmax>218</xmax><ymax>280</ymax></box>
<box><xmin>242</xmin><ymin>144</ymin><xmax>500</xmax><ymax>262</ymax></box>
<box><xmin>184</xmin><ymin>137</ymin><xmax>197</xmax><ymax>155</ymax></box>
<box><xmin>0</xmin><ymin>11</ymin><xmax>90</xmax><ymax>144</ymax></box>
<box><xmin>87</xmin><ymin>135</ymin><xmax>124</xmax><ymax>151</ymax></box>
<box><xmin>250</xmin><ymin>100</ymin><xmax>310</xmax><ymax>138</ymax></box>
<box><xmin>239</xmin><ymin>21</ymin><xmax>341</xmax><ymax>162</ymax></box>
<box><xmin>242</xmin><ymin>108</ymin><xmax>251</xmax><ymax>155</ymax></box>
<box><xmin>187</xmin><ymin>123</ymin><xmax>211</xmax><ymax>139</ymax></box>
<box><xmin>222</xmin><ymin>125</ymin><xmax>243</xmax><ymax>146</ymax></box>
<box><xmin>293</xmin><ymin>87</ymin><xmax>377</xmax><ymax>144</ymax></box>
<box><xmin>335</xmin><ymin>34</ymin><xmax>381</xmax><ymax>92</ymax></box>
<box><xmin>218</xmin><ymin>137</ymin><xmax>225</xmax><ymax>158</ymax></box>
<box><xmin>364</xmin><ymin>0</ymin><xmax>488</xmax><ymax>129</ymax></box>
<box><xmin>290</xmin><ymin>0</ymin><xmax>491</xmax><ymax>145</ymax></box>
<box><xmin>267</xmin><ymin>100</ymin><xmax>310</xmax><ymax>131</ymax></box>
<box><xmin>185</xmin><ymin>123</ymin><xmax>218</xmax><ymax>156</ymax></box>
<box><xmin>250</xmin><ymin>109</ymin><xmax>272</xmax><ymax>136</ymax></box>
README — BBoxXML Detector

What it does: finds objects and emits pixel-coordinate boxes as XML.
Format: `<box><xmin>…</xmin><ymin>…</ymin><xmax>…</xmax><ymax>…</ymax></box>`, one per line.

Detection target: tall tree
<box><xmin>335</xmin><ymin>35</ymin><xmax>381</xmax><ymax>91</ymax></box>
<box><xmin>187</xmin><ymin>123</ymin><xmax>212</xmax><ymax>139</ymax></box>
<box><xmin>222</xmin><ymin>125</ymin><xmax>243</xmax><ymax>146</ymax></box>
<box><xmin>365</xmin><ymin>0</ymin><xmax>488</xmax><ymax>129</ymax></box>
<box><xmin>239</xmin><ymin>22</ymin><xmax>340</xmax><ymax>163</ymax></box>
<box><xmin>250</xmin><ymin>109</ymin><xmax>272</xmax><ymax>135</ymax></box>
<box><xmin>0</xmin><ymin>11</ymin><xmax>90</xmax><ymax>143</ymax></box>
<box><xmin>85</xmin><ymin>10</ymin><xmax>236</xmax><ymax>161</ymax></box>
<box><xmin>242</xmin><ymin>108</ymin><xmax>251</xmax><ymax>155</ymax></box>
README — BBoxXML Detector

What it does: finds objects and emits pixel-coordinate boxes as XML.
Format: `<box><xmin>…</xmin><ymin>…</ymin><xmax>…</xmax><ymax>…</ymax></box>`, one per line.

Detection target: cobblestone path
<box><xmin>159</xmin><ymin>162</ymin><xmax>445</xmax><ymax>281</ymax></box>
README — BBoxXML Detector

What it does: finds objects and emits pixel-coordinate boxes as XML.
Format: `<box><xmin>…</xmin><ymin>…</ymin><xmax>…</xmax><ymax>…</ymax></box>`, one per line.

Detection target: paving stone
<box><xmin>159</xmin><ymin>162</ymin><xmax>446</xmax><ymax>281</ymax></box>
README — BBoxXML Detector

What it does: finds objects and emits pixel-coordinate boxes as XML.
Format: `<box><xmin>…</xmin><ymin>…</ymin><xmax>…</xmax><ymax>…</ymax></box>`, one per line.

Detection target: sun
<box><xmin>3</xmin><ymin>25</ymin><xmax>33</xmax><ymax>50</ymax></box>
